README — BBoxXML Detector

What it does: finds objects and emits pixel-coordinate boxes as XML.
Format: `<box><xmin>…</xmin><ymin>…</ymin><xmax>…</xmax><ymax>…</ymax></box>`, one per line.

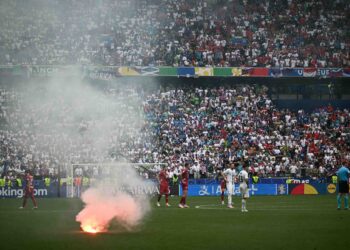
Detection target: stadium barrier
<box><xmin>288</xmin><ymin>183</ymin><xmax>343</xmax><ymax>195</ymax></box>
<box><xmin>1</xmin><ymin>181</ymin><xmax>343</xmax><ymax>198</ymax></box>
<box><xmin>0</xmin><ymin>65</ymin><xmax>349</xmax><ymax>78</ymax></box>
<box><xmin>179</xmin><ymin>184</ymin><xmax>289</xmax><ymax>197</ymax></box>
<box><xmin>0</xmin><ymin>181</ymin><xmax>61</xmax><ymax>198</ymax></box>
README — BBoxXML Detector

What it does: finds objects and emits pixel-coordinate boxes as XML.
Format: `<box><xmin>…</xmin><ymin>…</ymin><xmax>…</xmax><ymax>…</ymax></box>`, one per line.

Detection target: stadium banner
<box><xmin>241</xmin><ymin>67</ymin><xmax>269</xmax><ymax>77</ymax></box>
<box><xmin>213</xmin><ymin>67</ymin><xmax>233</xmax><ymax>76</ymax></box>
<box><xmin>327</xmin><ymin>68</ymin><xmax>343</xmax><ymax>77</ymax></box>
<box><xmin>343</xmin><ymin>68</ymin><xmax>350</xmax><ymax>77</ymax></box>
<box><xmin>195</xmin><ymin>67</ymin><xmax>213</xmax><ymax>76</ymax></box>
<box><xmin>177</xmin><ymin>67</ymin><xmax>195</xmax><ymax>77</ymax></box>
<box><xmin>232</xmin><ymin>67</ymin><xmax>242</xmax><ymax>76</ymax></box>
<box><xmin>316</xmin><ymin>68</ymin><xmax>343</xmax><ymax>78</ymax></box>
<box><xmin>303</xmin><ymin>67</ymin><xmax>317</xmax><ymax>77</ymax></box>
<box><xmin>269</xmin><ymin>68</ymin><xmax>283</xmax><ymax>77</ymax></box>
<box><xmin>0</xmin><ymin>65</ymin><xmax>29</xmax><ymax>77</ymax></box>
<box><xmin>0</xmin><ymin>185</ymin><xmax>61</xmax><ymax>198</ymax></box>
<box><xmin>29</xmin><ymin>65</ymin><xmax>61</xmax><ymax>77</ymax></box>
<box><xmin>288</xmin><ymin>183</ymin><xmax>338</xmax><ymax>195</ymax></box>
<box><xmin>1</xmin><ymin>65</ymin><xmax>349</xmax><ymax>78</ymax></box>
<box><xmin>159</xmin><ymin>67</ymin><xmax>178</xmax><ymax>76</ymax></box>
<box><xmin>269</xmin><ymin>68</ymin><xmax>304</xmax><ymax>77</ymax></box>
<box><xmin>85</xmin><ymin>66</ymin><xmax>117</xmax><ymax>80</ymax></box>
<box><xmin>282</xmin><ymin>68</ymin><xmax>304</xmax><ymax>77</ymax></box>
<box><xmin>116</xmin><ymin>66</ymin><xmax>159</xmax><ymax>76</ymax></box>
<box><xmin>179</xmin><ymin>184</ymin><xmax>288</xmax><ymax>196</ymax></box>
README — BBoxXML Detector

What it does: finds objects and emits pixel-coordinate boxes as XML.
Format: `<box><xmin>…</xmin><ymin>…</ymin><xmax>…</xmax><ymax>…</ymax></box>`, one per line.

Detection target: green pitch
<box><xmin>0</xmin><ymin>195</ymin><xmax>348</xmax><ymax>250</ymax></box>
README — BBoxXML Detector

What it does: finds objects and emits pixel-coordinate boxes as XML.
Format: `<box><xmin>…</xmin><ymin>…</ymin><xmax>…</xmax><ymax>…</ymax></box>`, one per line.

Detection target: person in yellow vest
<box><xmin>6</xmin><ymin>177</ymin><xmax>12</xmax><ymax>188</ymax></box>
<box><xmin>0</xmin><ymin>177</ymin><xmax>5</xmax><ymax>187</ymax></box>
<box><xmin>332</xmin><ymin>175</ymin><xmax>337</xmax><ymax>184</ymax></box>
<box><xmin>82</xmin><ymin>176</ymin><xmax>89</xmax><ymax>186</ymax></box>
<box><xmin>67</xmin><ymin>177</ymin><xmax>73</xmax><ymax>186</ymax></box>
<box><xmin>252</xmin><ymin>173</ymin><xmax>259</xmax><ymax>184</ymax></box>
<box><xmin>60</xmin><ymin>178</ymin><xmax>67</xmax><ymax>186</ymax></box>
<box><xmin>44</xmin><ymin>177</ymin><xmax>50</xmax><ymax>187</ymax></box>
<box><xmin>16</xmin><ymin>177</ymin><xmax>22</xmax><ymax>188</ymax></box>
<box><xmin>286</xmin><ymin>177</ymin><xmax>292</xmax><ymax>184</ymax></box>
<box><xmin>172</xmin><ymin>174</ymin><xmax>178</xmax><ymax>185</ymax></box>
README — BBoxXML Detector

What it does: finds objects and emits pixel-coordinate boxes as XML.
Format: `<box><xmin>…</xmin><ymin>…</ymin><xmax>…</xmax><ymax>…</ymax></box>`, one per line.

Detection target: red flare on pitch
<box><xmin>80</xmin><ymin>220</ymin><xmax>106</xmax><ymax>234</ymax></box>
<box><xmin>76</xmin><ymin>188</ymin><xmax>148</xmax><ymax>234</ymax></box>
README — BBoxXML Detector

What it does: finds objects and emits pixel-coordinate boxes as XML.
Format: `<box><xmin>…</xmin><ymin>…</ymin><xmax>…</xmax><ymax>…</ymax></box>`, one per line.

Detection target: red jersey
<box><xmin>158</xmin><ymin>170</ymin><xmax>169</xmax><ymax>194</ymax></box>
<box><xmin>25</xmin><ymin>174</ymin><xmax>34</xmax><ymax>189</ymax></box>
<box><xmin>158</xmin><ymin>170</ymin><xmax>168</xmax><ymax>185</ymax></box>
<box><xmin>181</xmin><ymin>168</ymin><xmax>189</xmax><ymax>186</ymax></box>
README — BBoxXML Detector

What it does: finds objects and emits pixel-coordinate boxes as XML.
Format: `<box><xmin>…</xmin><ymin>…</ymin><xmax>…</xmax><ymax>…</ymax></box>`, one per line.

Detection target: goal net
<box><xmin>65</xmin><ymin>162</ymin><xmax>167</xmax><ymax>198</ymax></box>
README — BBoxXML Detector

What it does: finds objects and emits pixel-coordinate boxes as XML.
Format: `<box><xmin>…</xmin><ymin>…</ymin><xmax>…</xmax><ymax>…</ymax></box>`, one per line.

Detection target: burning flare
<box><xmin>76</xmin><ymin>188</ymin><xmax>150</xmax><ymax>234</ymax></box>
<box><xmin>80</xmin><ymin>219</ymin><xmax>106</xmax><ymax>234</ymax></box>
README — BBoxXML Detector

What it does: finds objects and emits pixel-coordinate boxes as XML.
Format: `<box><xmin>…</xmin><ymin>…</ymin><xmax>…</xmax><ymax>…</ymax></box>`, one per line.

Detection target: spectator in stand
<box><xmin>1</xmin><ymin>83</ymin><xmax>350</xmax><ymax>182</ymax></box>
<box><xmin>0</xmin><ymin>0</ymin><xmax>348</xmax><ymax>67</ymax></box>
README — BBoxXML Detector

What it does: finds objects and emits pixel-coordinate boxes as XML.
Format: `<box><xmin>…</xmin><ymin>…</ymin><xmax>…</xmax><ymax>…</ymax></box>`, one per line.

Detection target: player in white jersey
<box><xmin>238</xmin><ymin>164</ymin><xmax>249</xmax><ymax>212</ymax></box>
<box><xmin>222</xmin><ymin>162</ymin><xmax>237</xmax><ymax>208</ymax></box>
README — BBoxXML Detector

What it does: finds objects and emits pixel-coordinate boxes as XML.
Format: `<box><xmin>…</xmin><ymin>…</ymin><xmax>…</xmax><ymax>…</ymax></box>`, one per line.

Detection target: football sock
<box><xmin>242</xmin><ymin>199</ymin><xmax>246</xmax><ymax>209</ymax></box>
<box><xmin>228</xmin><ymin>195</ymin><xmax>232</xmax><ymax>206</ymax></box>
<box><xmin>165</xmin><ymin>194</ymin><xmax>169</xmax><ymax>203</ymax></box>
<box><xmin>221</xmin><ymin>192</ymin><xmax>224</xmax><ymax>201</ymax></box>
<box><xmin>183</xmin><ymin>197</ymin><xmax>186</xmax><ymax>204</ymax></box>
<box><xmin>345</xmin><ymin>194</ymin><xmax>349</xmax><ymax>208</ymax></box>
<box><xmin>180</xmin><ymin>197</ymin><xmax>184</xmax><ymax>204</ymax></box>
<box><xmin>22</xmin><ymin>198</ymin><xmax>27</xmax><ymax>208</ymax></box>
<box><xmin>32</xmin><ymin>197</ymin><xmax>37</xmax><ymax>207</ymax></box>
<box><xmin>157</xmin><ymin>194</ymin><xmax>161</xmax><ymax>202</ymax></box>
<box><xmin>337</xmin><ymin>194</ymin><xmax>341</xmax><ymax>208</ymax></box>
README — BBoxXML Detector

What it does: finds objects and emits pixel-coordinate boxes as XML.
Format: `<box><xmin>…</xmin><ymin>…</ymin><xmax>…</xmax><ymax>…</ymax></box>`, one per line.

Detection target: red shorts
<box><xmin>159</xmin><ymin>184</ymin><xmax>169</xmax><ymax>194</ymax></box>
<box><xmin>220</xmin><ymin>180</ymin><xmax>226</xmax><ymax>191</ymax></box>
<box><xmin>24</xmin><ymin>187</ymin><xmax>34</xmax><ymax>198</ymax></box>
<box><xmin>182</xmin><ymin>184</ymin><xmax>188</xmax><ymax>191</ymax></box>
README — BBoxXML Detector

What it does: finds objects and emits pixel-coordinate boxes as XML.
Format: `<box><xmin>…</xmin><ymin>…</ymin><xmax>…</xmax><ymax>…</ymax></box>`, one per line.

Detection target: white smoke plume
<box><xmin>7</xmin><ymin>67</ymin><xmax>155</xmax><ymax>232</ymax></box>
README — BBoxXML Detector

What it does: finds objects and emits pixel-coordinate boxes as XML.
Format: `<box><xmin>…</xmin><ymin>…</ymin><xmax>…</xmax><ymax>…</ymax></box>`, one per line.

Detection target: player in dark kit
<box><xmin>179</xmin><ymin>163</ymin><xmax>190</xmax><ymax>208</ymax></box>
<box><xmin>19</xmin><ymin>170</ymin><xmax>38</xmax><ymax>209</ymax></box>
<box><xmin>157</xmin><ymin>167</ymin><xmax>170</xmax><ymax>207</ymax></box>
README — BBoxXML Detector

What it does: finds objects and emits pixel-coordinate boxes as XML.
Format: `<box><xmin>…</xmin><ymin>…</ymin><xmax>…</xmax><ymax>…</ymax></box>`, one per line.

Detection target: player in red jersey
<box><xmin>179</xmin><ymin>163</ymin><xmax>190</xmax><ymax>208</ymax></box>
<box><xmin>19</xmin><ymin>170</ymin><xmax>38</xmax><ymax>209</ymax></box>
<box><xmin>157</xmin><ymin>166</ymin><xmax>170</xmax><ymax>207</ymax></box>
<box><xmin>220</xmin><ymin>174</ymin><xmax>226</xmax><ymax>205</ymax></box>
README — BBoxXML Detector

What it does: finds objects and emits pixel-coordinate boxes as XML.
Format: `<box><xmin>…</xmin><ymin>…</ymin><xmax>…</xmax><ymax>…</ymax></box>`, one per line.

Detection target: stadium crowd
<box><xmin>0</xmin><ymin>0</ymin><xmax>349</xmax><ymax>67</ymax></box>
<box><xmin>1</xmin><ymin>83</ymin><xmax>349</xmax><ymax>186</ymax></box>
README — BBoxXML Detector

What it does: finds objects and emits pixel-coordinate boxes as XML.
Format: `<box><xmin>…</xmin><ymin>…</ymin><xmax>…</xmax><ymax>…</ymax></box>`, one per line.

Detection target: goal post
<box><xmin>66</xmin><ymin>162</ymin><xmax>167</xmax><ymax>198</ymax></box>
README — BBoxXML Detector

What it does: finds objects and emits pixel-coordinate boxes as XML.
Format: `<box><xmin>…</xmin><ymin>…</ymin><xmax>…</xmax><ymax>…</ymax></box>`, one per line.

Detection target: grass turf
<box><xmin>0</xmin><ymin>195</ymin><xmax>348</xmax><ymax>250</ymax></box>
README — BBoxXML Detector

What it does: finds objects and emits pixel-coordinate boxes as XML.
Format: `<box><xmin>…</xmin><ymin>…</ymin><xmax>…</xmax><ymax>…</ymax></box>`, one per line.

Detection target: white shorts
<box><xmin>226</xmin><ymin>183</ymin><xmax>234</xmax><ymax>195</ymax></box>
<box><xmin>239</xmin><ymin>183</ymin><xmax>249</xmax><ymax>198</ymax></box>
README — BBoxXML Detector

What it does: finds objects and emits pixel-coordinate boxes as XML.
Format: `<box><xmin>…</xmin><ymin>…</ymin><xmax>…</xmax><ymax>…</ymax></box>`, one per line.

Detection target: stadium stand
<box><xmin>0</xmin><ymin>0</ymin><xmax>348</xmax><ymax>67</ymax></box>
<box><xmin>0</xmin><ymin>0</ymin><xmax>349</xmax><ymax>185</ymax></box>
<box><xmin>1</xmin><ymin>83</ymin><xmax>349</xmax><ymax>184</ymax></box>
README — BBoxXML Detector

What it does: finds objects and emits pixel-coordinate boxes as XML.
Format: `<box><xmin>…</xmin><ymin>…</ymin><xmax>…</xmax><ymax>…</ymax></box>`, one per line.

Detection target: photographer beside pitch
<box><xmin>336</xmin><ymin>161</ymin><xmax>350</xmax><ymax>210</ymax></box>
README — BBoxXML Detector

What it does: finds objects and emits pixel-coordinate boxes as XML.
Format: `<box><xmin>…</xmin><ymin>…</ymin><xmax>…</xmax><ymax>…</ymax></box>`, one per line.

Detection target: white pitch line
<box><xmin>194</xmin><ymin>204</ymin><xmax>335</xmax><ymax>211</ymax></box>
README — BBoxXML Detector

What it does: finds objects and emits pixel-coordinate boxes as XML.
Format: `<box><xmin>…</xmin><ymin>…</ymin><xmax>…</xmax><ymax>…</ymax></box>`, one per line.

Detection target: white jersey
<box><xmin>238</xmin><ymin>169</ymin><xmax>249</xmax><ymax>198</ymax></box>
<box><xmin>223</xmin><ymin>168</ymin><xmax>236</xmax><ymax>184</ymax></box>
<box><xmin>238</xmin><ymin>169</ymin><xmax>249</xmax><ymax>184</ymax></box>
